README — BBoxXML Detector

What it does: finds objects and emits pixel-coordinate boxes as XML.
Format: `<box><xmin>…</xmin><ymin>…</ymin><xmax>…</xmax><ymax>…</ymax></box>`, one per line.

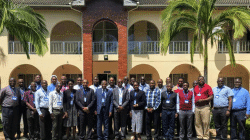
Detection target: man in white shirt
<box><xmin>74</xmin><ymin>77</ymin><xmax>83</xmax><ymax>90</ymax></box>
<box><xmin>49</xmin><ymin>83</ymin><xmax>66</xmax><ymax>140</ymax></box>
<box><xmin>89</xmin><ymin>76</ymin><xmax>101</xmax><ymax>93</ymax></box>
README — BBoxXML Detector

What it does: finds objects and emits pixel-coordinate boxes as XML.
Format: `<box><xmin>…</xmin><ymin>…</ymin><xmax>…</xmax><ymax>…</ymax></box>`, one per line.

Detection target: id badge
<box><xmin>84</xmin><ymin>98</ymin><xmax>86</xmax><ymax>102</ymax></box>
<box><xmin>185</xmin><ymin>100</ymin><xmax>189</xmax><ymax>104</ymax></box>
<box><xmin>197</xmin><ymin>93</ymin><xmax>201</xmax><ymax>96</ymax></box>
<box><xmin>33</xmin><ymin>101</ymin><xmax>35</xmax><ymax>104</ymax></box>
<box><xmin>216</xmin><ymin>95</ymin><xmax>219</xmax><ymax>99</ymax></box>
<box><xmin>134</xmin><ymin>100</ymin><xmax>136</xmax><ymax>105</ymax></box>
<box><xmin>70</xmin><ymin>100</ymin><xmax>73</xmax><ymax>105</ymax></box>
<box><xmin>233</xmin><ymin>98</ymin><xmax>236</xmax><ymax>102</ymax></box>
<box><xmin>57</xmin><ymin>102</ymin><xmax>62</xmax><ymax>106</ymax></box>
<box><xmin>166</xmin><ymin>100</ymin><xmax>170</xmax><ymax>103</ymax></box>
<box><xmin>12</xmin><ymin>96</ymin><xmax>17</xmax><ymax>101</ymax></box>
<box><xmin>102</xmin><ymin>98</ymin><xmax>105</xmax><ymax>103</ymax></box>
<box><xmin>44</xmin><ymin>97</ymin><xmax>49</xmax><ymax>101</ymax></box>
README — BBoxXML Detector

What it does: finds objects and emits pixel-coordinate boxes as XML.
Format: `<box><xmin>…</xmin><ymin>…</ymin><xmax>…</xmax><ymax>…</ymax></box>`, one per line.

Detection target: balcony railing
<box><xmin>218</xmin><ymin>41</ymin><xmax>250</xmax><ymax>53</ymax></box>
<box><xmin>8</xmin><ymin>41</ymin><xmax>36</xmax><ymax>54</ymax></box>
<box><xmin>169</xmin><ymin>41</ymin><xmax>199</xmax><ymax>54</ymax></box>
<box><xmin>50</xmin><ymin>41</ymin><xmax>82</xmax><ymax>54</ymax></box>
<box><xmin>128</xmin><ymin>41</ymin><xmax>160</xmax><ymax>54</ymax></box>
<box><xmin>93</xmin><ymin>41</ymin><xmax>118</xmax><ymax>54</ymax></box>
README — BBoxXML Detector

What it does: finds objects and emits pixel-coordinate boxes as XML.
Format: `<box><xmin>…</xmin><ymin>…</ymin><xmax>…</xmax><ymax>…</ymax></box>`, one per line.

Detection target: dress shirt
<box><xmin>177</xmin><ymin>90</ymin><xmax>195</xmax><ymax>112</ymax></box>
<box><xmin>122</xmin><ymin>83</ymin><xmax>134</xmax><ymax>93</ymax></box>
<box><xmin>48</xmin><ymin>83</ymin><xmax>56</xmax><ymax>92</ymax></box>
<box><xmin>49</xmin><ymin>90</ymin><xmax>63</xmax><ymax>114</ymax></box>
<box><xmin>28</xmin><ymin>83</ymin><xmax>42</xmax><ymax>90</ymax></box>
<box><xmin>118</xmin><ymin>87</ymin><xmax>123</xmax><ymax>105</ymax></box>
<box><xmin>35</xmin><ymin>88</ymin><xmax>50</xmax><ymax>115</ymax></box>
<box><xmin>24</xmin><ymin>90</ymin><xmax>36</xmax><ymax>108</ymax></box>
<box><xmin>145</xmin><ymin>88</ymin><xmax>161</xmax><ymax>110</ymax></box>
<box><xmin>139</xmin><ymin>83</ymin><xmax>150</xmax><ymax>93</ymax></box>
<box><xmin>89</xmin><ymin>85</ymin><xmax>101</xmax><ymax>93</ymax></box>
<box><xmin>212</xmin><ymin>85</ymin><xmax>234</xmax><ymax>107</ymax></box>
<box><xmin>73</xmin><ymin>84</ymin><xmax>83</xmax><ymax>90</ymax></box>
<box><xmin>156</xmin><ymin>86</ymin><xmax>165</xmax><ymax>94</ymax></box>
<box><xmin>107</xmin><ymin>85</ymin><xmax>117</xmax><ymax>92</ymax></box>
<box><xmin>232</xmin><ymin>87</ymin><xmax>250</xmax><ymax>114</ymax></box>
<box><xmin>0</xmin><ymin>86</ymin><xmax>21</xmax><ymax>107</ymax></box>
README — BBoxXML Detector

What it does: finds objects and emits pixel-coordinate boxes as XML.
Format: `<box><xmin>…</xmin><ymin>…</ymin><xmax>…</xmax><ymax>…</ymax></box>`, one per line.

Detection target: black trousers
<box><xmin>27</xmin><ymin>109</ymin><xmax>40</xmax><ymax>139</ymax></box>
<box><xmin>17</xmin><ymin>105</ymin><xmax>28</xmax><ymax>135</ymax></box>
<box><xmin>230</xmin><ymin>109</ymin><xmax>246</xmax><ymax>140</ymax></box>
<box><xmin>114</xmin><ymin>109</ymin><xmax>128</xmax><ymax>139</ymax></box>
<box><xmin>213</xmin><ymin>107</ymin><xmax>228</xmax><ymax>140</ymax></box>
<box><xmin>2</xmin><ymin>106</ymin><xmax>19</xmax><ymax>139</ymax></box>
<box><xmin>146</xmin><ymin>109</ymin><xmax>161</xmax><ymax>140</ymax></box>
<box><xmin>79</xmin><ymin>112</ymin><xmax>94</xmax><ymax>140</ymax></box>
<box><xmin>39</xmin><ymin>108</ymin><xmax>52</xmax><ymax>140</ymax></box>
<box><xmin>109</xmin><ymin>113</ymin><xmax>113</xmax><ymax>136</ymax></box>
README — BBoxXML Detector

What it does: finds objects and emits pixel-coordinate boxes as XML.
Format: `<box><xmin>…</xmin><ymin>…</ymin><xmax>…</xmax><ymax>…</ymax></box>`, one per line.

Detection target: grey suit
<box><xmin>113</xmin><ymin>87</ymin><xmax>129</xmax><ymax>139</ymax></box>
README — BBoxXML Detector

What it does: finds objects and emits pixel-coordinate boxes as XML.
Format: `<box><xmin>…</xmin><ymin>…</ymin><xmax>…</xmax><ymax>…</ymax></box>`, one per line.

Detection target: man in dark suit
<box><xmin>96</xmin><ymin>80</ymin><xmax>113</xmax><ymax>140</ymax></box>
<box><xmin>76</xmin><ymin>79</ymin><xmax>96</xmax><ymax>140</ymax></box>
<box><xmin>113</xmin><ymin>79</ymin><xmax>130</xmax><ymax>140</ymax></box>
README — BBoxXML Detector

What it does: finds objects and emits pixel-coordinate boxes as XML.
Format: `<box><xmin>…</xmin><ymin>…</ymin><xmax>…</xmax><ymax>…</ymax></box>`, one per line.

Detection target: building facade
<box><xmin>0</xmin><ymin>0</ymin><xmax>250</xmax><ymax>90</ymax></box>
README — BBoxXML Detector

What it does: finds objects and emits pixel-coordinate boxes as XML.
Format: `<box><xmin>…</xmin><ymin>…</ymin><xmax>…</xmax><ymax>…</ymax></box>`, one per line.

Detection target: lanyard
<box><xmin>83</xmin><ymin>90</ymin><xmax>87</xmax><ymax>96</ymax></box>
<box><xmin>183</xmin><ymin>90</ymin><xmax>189</xmax><ymax>99</ymax></box>
<box><xmin>70</xmin><ymin>92</ymin><xmax>74</xmax><ymax>98</ymax></box>
<box><xmin>234</xmin><ymin>88</ymin><xmax>241</xmax><ymax>97</ymax></box>
<box><xmin>199</xmin><ymin>87</ymin><xmax>202</xmax><ymax>94</ymax></box>
<box><xmin>20</xmin><ymin>88</ymin><xmax>25</xmax><ymax>95</ymax></box>
<box><xmin>217</xmin><ymin>87</ymin><xmax>223</xmax><ymax>94</ymax></box>
<box><xmin>9</xmin><ymin>86</ymin><xmax>17</xmax><ymax>96</ymax></box>
<box><xmin>42</xmin><ymin>88</ymin><xmax>48</xmax><ymax>96</ymax></box>
<box><xmin>166</xmin><ymin>92</ymin><xmax>171</xmax><ymax>99</ymax></box>
<box><xmin>102</xmin><ymin>89</ymin><xmax>106</xmax><ymax>98</ymax></box>
<box><xmin>57</xmin><ymin>92</ymin><xmax>61</xmax><ymax>101</ymax></box>
<box><xmin>134</xmin><ymin>92</ymin><xmax>137</xmax><ymax>97</ymax></box>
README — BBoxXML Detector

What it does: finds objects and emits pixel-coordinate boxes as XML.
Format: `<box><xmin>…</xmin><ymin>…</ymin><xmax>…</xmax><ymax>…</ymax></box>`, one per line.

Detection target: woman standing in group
<box><xmin>63</xmin><ymin>79</ymin><xmax>78</xmax><ymax>139</ymax></box>
<box><xmin>129</xmin><ymin>82</ymin><xmax>146</xmax><ymax>140</ymax></box>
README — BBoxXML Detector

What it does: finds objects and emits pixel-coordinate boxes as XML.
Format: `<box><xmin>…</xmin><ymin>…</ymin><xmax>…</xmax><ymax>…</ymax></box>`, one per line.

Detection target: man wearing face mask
<box><xmin>212</xmin><ymin>78</ymin><xmax>233</xmax><ymax>140</ymax></box>
<box><xmin>0</xmin><ymin>78</ymin><xmax>21</xmax><ymax>140</ymax></box>
<box><xmin>230</xmin><ymin>78</ymin><xmax>250</xmax><ymax>140</ymax></box>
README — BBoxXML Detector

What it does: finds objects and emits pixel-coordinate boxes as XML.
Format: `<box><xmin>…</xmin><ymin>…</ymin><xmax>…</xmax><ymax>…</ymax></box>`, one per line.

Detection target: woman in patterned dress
<box><xmin>129</xmin><ymin>82</ymin><xmax>146</xmax><ymax>140</ymax></box>
<box><xmin>63</xmin><ymin>79</ymin><xmax>78</xmax><ymax>139</ymax></box>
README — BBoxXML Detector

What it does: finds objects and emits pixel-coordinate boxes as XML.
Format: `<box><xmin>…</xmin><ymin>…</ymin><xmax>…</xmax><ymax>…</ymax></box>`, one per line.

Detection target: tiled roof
<box><xmin>124</xmin><ymin>0</ymin><xmax>250</xmax><ymax>6</ymax></box>
<box><xmin>11</xmin><ymin>0</ymin><xmax>85</xmax><ymax>6</ymax></box>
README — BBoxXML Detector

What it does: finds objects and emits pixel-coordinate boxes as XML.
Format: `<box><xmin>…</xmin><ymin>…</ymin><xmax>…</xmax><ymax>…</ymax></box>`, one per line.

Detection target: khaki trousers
<box><xmin>195</xmin><ymin>105</ymin><xmax>210</xmax><ymax>139</ymax></box>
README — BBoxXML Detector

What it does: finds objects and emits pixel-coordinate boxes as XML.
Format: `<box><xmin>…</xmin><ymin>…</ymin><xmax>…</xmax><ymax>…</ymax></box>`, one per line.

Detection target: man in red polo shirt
<box><xmin>194</xmin><ymin>76</ymin><xmax>213</xmax><ymax>139</ymax></box>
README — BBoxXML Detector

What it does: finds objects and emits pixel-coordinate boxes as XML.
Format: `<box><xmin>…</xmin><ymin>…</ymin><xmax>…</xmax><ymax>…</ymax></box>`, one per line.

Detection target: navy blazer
<box><xmin>96</xmin><ymin>88</ymin><xmax>113</xmax><ymax>115</ymax></box>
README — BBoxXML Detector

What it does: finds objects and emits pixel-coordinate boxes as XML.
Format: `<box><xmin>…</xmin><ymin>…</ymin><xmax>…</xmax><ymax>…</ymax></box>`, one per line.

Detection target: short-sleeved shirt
<box><xmin>24</xmin><ymin>90</ymin><xmax>36</xmax><ymax>108</ymax></box>
<box><xmin>232</xmin><ymin>87</ymin><xmax>250</xmax><ymax>112</ymax></box>
<box><xmin>194</xmin><ymin>84</ymin><xmax>213</xmax><ymax>106</ymax></box>
<box><xmin>0</xmin><ymin>86</ymin><xmax>21</xmax><ymax>107</ymax></box>
<box><xmin>212</xmin><ymin>86</ymin><xmax>234</xmax><ymax>107</ymax></box>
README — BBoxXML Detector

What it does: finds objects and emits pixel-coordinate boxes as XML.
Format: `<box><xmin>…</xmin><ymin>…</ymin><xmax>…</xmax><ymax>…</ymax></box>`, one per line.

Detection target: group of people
<box><xmin>0</xmin><ymin>74</ymin><xmax>250</xmax><ymax>140</ymax></box>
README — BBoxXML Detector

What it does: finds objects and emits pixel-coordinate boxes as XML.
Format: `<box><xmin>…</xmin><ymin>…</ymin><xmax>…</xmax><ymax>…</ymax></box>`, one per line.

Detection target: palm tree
<box><xmin>0</xmin><ymin>0</ymin><xmax>48</xmax><ymax>59</ymax></box>
<box><xmin>160</xmin><ymin>0</ymin><xmax>250</xmax><ymax>81</ymax></box>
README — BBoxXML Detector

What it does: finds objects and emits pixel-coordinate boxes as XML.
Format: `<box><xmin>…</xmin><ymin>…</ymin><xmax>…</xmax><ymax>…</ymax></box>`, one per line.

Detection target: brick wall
<box><xmin>82</xmin><ymin>0</ymin><xmax>128</xmax><ymax>84</ymax></box>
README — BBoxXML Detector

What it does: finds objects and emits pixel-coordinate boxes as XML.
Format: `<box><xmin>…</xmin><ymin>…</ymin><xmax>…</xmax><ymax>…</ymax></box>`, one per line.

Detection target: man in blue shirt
<box><xmin>212</xmin><ymin>78</ymin><xmax>234</xmax><ymax>140</ymax></box>
<box><xmin>231</xmin><ymin>78</ymin><xmax>250</xmax><ymax>140</ymax></box>
<box><xmin>47</xmin><ymin>75</ymin><xmax>57</xmax><ymax>92</ymax></box>
<box><xmin>28</xmin><ymin>75</ymin><xmax>42</xmax><ymax>90</ymax></box>
<box><xmin>35</xmin><ymin>80</ymin><xmax>52</xmax><ymax>140</ymax></box>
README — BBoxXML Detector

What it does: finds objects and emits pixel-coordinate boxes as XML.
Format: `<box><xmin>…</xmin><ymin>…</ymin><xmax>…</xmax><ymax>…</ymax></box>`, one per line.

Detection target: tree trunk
<box><xmin>204</xmin><ymin>39</ymin><xmax>208</xmax><ymax>82</ymax></box>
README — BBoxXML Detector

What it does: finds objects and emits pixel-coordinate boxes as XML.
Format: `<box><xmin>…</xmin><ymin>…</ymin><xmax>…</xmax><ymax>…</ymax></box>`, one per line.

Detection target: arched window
<box><xmin>93</xmin><ymin>21</ymin><xmax>118</xmax><ymax>54</ymax></box>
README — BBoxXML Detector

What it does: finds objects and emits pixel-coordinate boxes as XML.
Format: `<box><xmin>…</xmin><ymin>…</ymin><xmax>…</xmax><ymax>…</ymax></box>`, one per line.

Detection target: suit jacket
<box><xmin>113</xmin><ymin>87</ymin><xmax>129</xmax><ymax>112</ymax></box>
<box><xmin>96</xmin><ymin>88</ymin><xmax>113</xmax><ymax>115</ymax></box>
<box><xmin>63</xmin><ymin>89</ymin><xmax>77</xmax><ymax>113</ymax></box>
<box><xmin>130</xmin><ymin>90</ymin><xmax>146</xmax><ymax>110</ymax></box>
<box><xmin>76</xmin><ymin>87</ymin><xmax>96</xmax><ymax>114</ymax></box>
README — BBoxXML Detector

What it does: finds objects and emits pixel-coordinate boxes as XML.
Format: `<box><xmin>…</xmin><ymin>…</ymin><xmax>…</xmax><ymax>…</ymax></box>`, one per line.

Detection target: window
<box><xmin>63</xmin><ymin>74</ymin><xmax>82</xmax><ymax>85</ymax></box>
<box><xmin>129</xmin><ymin>74</ymin><xmax>152</xmax><ymax>84</ymax></box>
<box><xmin>169</xmin><ymin>74</ymin><xmax>188</xmax><ymax>86</ymax></box>
<box><xmin>223</xmin><ymin>77</ymin><xmax>242</xmax><ymax>89</ymax></box>
<box><xmin>18</xmin><ymin>74</ymin><xmax>40</xmax><ymax>87</ymax></box>
<box><xmin>93</xmin><ymin>21</ymin><xmax>118</xmax><ymax>42</ymax></box>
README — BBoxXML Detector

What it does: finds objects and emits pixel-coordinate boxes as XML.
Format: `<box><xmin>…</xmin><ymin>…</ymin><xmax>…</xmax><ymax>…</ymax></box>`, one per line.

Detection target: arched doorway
<box><xmin>129</xmin><ymin>64</ymin><xmax>160</xmax><ymax>84</ymax></box>
<box><xmin>50</xmin><ymin>21</ymin><xmax>82</xmax><ymax>54</ymax></box>
<box><xmin>9</xmin><ymin>64</ymin><xmax>42</xmax><ymax>87</ymax></box>
<box><xmin>52</xmin><ymin>64</ymin><xmax>82</xmax><ymax>83</ymax></box>
<box><xmin>218</xmin><ymin>64</ymin><xmax>249</xmax><ymax>90</ymax></box>
<box><xmin>170</xmin><ymin>64</ymin><xmax>201</xmax><ymax>86</ymax></box>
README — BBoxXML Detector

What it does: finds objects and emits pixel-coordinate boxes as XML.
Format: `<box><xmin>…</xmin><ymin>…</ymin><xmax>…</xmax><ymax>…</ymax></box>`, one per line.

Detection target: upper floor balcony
<box><xmin>8</xmin><ymin>41</ymin><xmax>36</xmax><ymax>54</ymax></box>
<box><xmin>218</xmin><ymin>40</ymin><xmax>250</xmax><ymax>53</ymax></box>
